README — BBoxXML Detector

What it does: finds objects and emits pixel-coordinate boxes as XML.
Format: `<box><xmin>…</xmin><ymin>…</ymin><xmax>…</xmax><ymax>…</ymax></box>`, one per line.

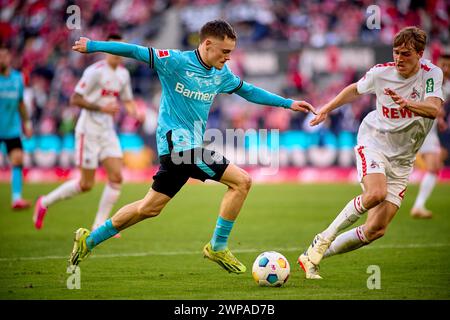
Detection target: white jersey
<box><xmin>74</xmin><ymin>60</ymin><xmax>133</xmax><ymax>135</ymax></box>
<box><xmin>356</xmin><ymin>59</ymin><xmax>444</xmax><ymax>161</ymax></box>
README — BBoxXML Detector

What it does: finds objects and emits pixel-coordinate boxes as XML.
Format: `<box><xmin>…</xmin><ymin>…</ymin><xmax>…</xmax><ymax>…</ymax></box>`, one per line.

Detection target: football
<box><xmin>252</xmin><ymin>251</ymin><xmax>290</xmax><ymax>287</ymax></box>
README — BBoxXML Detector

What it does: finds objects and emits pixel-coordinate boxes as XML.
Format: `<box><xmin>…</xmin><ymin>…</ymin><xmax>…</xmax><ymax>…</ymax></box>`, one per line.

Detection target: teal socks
<box><xmin>86</xmin><ymin>219</ymin><xmax>118</xmax><ymax>250</ymax></box>
<box><xmin>211</xmin><ymin>216</ymin><xmax>234</xmax><ymax>251</ymax></box>
<box><xmin>11</xmin><ymin>166</ymin><xmax>23</xmax><ymax>201</ymax></box>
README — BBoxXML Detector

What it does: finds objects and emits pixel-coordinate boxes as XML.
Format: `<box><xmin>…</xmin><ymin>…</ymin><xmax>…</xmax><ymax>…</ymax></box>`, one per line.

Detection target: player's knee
<box><xmin>236</xmin><ymin>172</ymin><xmax>252</xmax><ymax>194</ymax></box>
<box><xmin>363</xmin><ymin>189</ymin><xmax>387</xmax><ymax>207</ymax></box>
<box><xmin>79</xmin><ymin>180</ymin><xmax>94</xmax><ymax>192</ymax></box>
<box><xmin>9</xmin><ymin>150</ymin><xmax>24</xmax><ymax>166</ymax></box>
<box><xmin>10</xmin><ymin>158</ymin><xmax>24</xmax><ymax>167</ymax></box>
<box><xmin>108</xmin><ymin>173</ymin><xmax>123</xmax><ymax>185</ymax></box>
<box><xmin>137</xmin><ymin>202</ymin><xmax>161</xmax><ymax>218</ymax></box>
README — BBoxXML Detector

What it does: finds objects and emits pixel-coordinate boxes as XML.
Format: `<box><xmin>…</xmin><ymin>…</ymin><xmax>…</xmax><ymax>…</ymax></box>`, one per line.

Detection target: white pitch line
<box><xmin>0</xmin><ymin>243</ymin><xmax>449</xmax><ymax>262</ymax></box>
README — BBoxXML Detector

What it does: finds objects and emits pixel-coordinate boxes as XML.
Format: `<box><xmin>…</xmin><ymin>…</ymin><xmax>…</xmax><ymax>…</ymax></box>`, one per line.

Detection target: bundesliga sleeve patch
<box><xmin>426</xmin><ymin>78</ymin><xmax>434</xmax><ymax>93</ymax></box>
<box><xmin>157</xmin><ymin>50</ymin><xmax>170</xmax><ymax>58</ymax></box>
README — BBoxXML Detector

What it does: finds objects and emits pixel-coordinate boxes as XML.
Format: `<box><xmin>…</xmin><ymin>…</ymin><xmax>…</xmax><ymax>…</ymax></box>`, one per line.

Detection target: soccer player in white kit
<box><xmin>297</xmin><ymin>27</ymin><xmax>445</xmax><ymax>279</ymax></box>
<box><xmin>33</xmin><ymin>34</ymin><xmax>141</xmax><ymax>231</ymax></box>
<box><xmin>410</xmin><ymin>54</ymin><xmax>450</xmax><ymax>219</ymax></box>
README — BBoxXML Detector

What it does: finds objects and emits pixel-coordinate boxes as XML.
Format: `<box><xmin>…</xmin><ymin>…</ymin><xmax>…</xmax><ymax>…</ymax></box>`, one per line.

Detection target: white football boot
<box><xmin>306</xmin><ymin>234</ymin><xmax>332</xmax><ymax>265</ymax></box>
<box><xmin>298</xmin><ymin>254</ymin><xmax>322</xmax><ymax>280</ymax></box>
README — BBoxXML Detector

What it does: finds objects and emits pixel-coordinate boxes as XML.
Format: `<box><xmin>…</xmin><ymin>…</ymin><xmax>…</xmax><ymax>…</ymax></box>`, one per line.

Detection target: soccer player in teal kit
<box><xmin>68</xmin><ymin>20</ymin><xmax>315</xmax><ymax>273</ymax></box>
<box><xmin>0</xmin><ymin>45</ymin><xmax>33</xmax><ymax>210</ymax></box>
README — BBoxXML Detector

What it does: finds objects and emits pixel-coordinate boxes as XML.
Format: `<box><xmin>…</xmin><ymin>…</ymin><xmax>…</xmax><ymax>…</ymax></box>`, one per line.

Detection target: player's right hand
<box><xmin>290</xmin><ymin>101</ymin><xmax>317</xmax><ymax>114</ymax></box>
<box><xmin>100</xmin><ymin>102</ymin><xmax>120</xmax><ymax>115</ymax></box>
<box><xmin>72</xmin><ymin>37</ymin><xmax>90</xmax><ymax>53</ymax></box>
<box><xmin>23</xmin><ymin>120</ymin><xmax>33</xmax><ymax>138</ymax></box>
<box><xmin>309</xmin><ymin>110</ymin><xmax>328</xmax><ymax>126</ymax></box>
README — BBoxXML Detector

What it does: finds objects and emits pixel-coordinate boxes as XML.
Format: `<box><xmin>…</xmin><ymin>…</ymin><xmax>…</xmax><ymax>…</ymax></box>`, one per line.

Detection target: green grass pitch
<box><xmin>0</xmin><ymin>182</ymin><xmax>449</xmax><ymax>300</ymax></box>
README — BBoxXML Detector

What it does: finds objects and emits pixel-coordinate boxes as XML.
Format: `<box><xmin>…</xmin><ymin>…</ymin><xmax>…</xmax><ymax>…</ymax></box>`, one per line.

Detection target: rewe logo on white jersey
<box><xmin>381</xmin><ymin>106</ymin><xmax>418</xmax><ymax>119</ymax></box>
<box><xmin>175</xmin><ymin>82</ymin><xmax>216</xmax><ymax>102</ymax></box>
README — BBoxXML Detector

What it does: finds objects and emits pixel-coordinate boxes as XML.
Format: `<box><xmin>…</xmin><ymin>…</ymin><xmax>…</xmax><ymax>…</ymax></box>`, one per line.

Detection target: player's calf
<box><xmin>134</xmin><ymin>190</ymin><xmax>170</xmax><ymax>220</ymax></box>
<box><xmin>79</xmin><ymin>179</ymin><xmax>94</xmax><ymax>192</ymax></box>
<box><xmin>362</xmin><ymin>188</ymin><xmax>387</xmax><ymax>209</ymax></box>
<box><xmin>363</xmin><ymin>200</ymin><xmax>398</xmax><ymax>243</ymax></box>
<box><xmin>363</xmin><ymin>224</ymin><xmax>387</xmax><ymax>242</ymax></box>
<box><xmin>137</xmin><ymin>201</ymin><xmax>163</xmax><ymax>219</ymax></box>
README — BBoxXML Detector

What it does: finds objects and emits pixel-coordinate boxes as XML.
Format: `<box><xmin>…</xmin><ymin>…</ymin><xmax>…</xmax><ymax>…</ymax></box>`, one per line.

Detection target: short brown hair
<box><xmin>199</xmin><ymin>20</ymin><xmax>236</xmax><ymax>43</ymax></box>
<box><xmin>393</xmin><ymin>27</ymin><xmax>427</xmax><ymax>53</ymax></box>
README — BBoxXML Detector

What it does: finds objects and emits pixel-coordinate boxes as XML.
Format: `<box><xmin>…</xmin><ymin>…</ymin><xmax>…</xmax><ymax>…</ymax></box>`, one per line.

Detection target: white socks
<box><xmin>323</xmin><ymin>226</ymin><xmax>370</xmax><ymax>258</ymax></box>
<box><xmin>413</xmin><ymin>172</ymin><xmax>437</xmax><ymax>210</ymax></box>
<box><xmin>321</xmin><ymin>195</ymin><xmax>367</xmax><ymax>241</ymax></box>
<box><xmin>92</xmin><ymin>183</ymin><xmax>121</xmax><ymax>230</ymax></box>
<box><xmin>41</xmin><ymin>180</ymin><xmax>82</xmax><ymax>208</ymax></box>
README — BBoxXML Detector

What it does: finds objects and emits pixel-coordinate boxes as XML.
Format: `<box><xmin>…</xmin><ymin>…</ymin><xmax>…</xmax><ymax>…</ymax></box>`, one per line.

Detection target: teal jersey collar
<box><xmin>194</xmin><ymin>49</ymin><xmax>212</xmax><ymax>70</ymax></box>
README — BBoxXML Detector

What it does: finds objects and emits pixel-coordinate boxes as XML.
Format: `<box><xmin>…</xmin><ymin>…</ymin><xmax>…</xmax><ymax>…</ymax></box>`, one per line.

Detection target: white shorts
<box><xmin>75</xmin><ymin>131</ymin><xmax>123</xmax><ymax>169</ymax></box>
<box><xmin>354</xmin><ymin>145</ymin><xmax>413</xmax><ymax>208</ymax></box>
<box><xmin>418</xmin><ymin>125</ymin><xmax>440</xmax><ymax>154</ymax></box>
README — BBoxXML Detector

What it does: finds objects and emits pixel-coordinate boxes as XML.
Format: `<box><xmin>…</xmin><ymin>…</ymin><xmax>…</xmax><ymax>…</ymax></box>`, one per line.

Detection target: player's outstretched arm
<box><xmin>235</xmin><ymin>82</ymin><xmax>316</xmax><ymax>114</ymax></box>
<box><xmin>310</xmin><ymin>83</ymin><xmax>360</xmax><ymax>126</ymax></box>
<box><xmin>72</xmin><ymin>37</ymin><xmax>150</xmax><ymax>64</ymax></box>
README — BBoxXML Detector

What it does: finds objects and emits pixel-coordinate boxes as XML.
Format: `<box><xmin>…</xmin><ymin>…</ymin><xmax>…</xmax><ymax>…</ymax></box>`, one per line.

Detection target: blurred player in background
<box><xmin>0</xmin><ymin>45</ymin><xmax>33</xmax><ymax>210</ymax></box>
<box><xmin>33</xmin><ymin>34</ymin><xmax>142</xmax><ymax>231</ymax></box>
<box><xmin>410</xmin><ymin>53</ymin><xmax>450</xmax><ymax>218</ymax></box>
<box><xmin>298</xmin><ymin>27</ymin><xmax>444</xmax><ymax>279</ymax></box>
<box><xmin>68</xmin><ymin>20</ymin><xmax>315</xmax><ymax>274</ymax></box>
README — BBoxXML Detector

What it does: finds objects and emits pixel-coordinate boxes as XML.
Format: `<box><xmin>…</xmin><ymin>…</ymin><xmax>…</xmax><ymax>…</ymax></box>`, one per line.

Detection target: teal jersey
<box><xmin>0</xmin><ymin>69</ymin><xmax>24</xmax><ymax>139</ymax></box>
<box><xmin>149</xmin><ymin>48</ymin><xmax>242</xmax><ymax>155</ymax></box>
<box><xmin>87</xmin><ymin>41</ymin><xmax>294</xmax><ymax>156</ymax></box>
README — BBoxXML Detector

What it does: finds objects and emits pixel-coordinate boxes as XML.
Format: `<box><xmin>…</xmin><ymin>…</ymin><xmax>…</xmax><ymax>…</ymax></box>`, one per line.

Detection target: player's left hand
<box><xmin>72</xmin><ymin>37</ymin><xmax>90</xmax><ymax>53</ymax></box>
<box><xmin>384</xmin><ymin>88</ymin><xmax>409</xmax><ymax>109</ymax></box>
<box><xmin>290</xmin><ymin>101</ymin><xmax>316</xmax><ymax>114</ymax></box>
<box><xmin>310</xmin><ymin>110</ymin><xmax>328</xmax><ymax>126</ymax></box>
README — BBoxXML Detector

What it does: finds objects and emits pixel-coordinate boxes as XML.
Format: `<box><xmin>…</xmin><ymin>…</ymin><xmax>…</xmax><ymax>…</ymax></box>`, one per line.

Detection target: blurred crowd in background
<box><xmin>1</xmin><ymin>0</ymin><xmax>449</xmax><ymax>168</ymax></box>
